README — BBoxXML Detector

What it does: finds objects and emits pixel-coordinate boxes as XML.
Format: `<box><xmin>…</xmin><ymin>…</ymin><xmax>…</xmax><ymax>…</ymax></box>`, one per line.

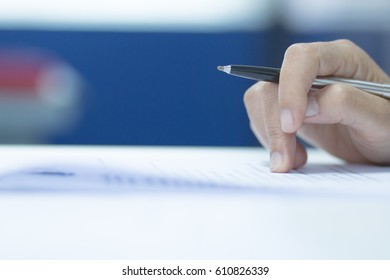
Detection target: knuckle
<box><xmin>284</xmin><ymin>43</ymin><xmax>317</xmax><ymax>60</ymax></box>
<box><xmin>327</xmin><ymin>83</ymin><xmax>353</xmax><ymax>105</ymax></box>
<box><xmin>335</xmin><ymin>38</ymin><xmax>356</xmax><ymax>49</ymax></box>
<box><xmin>243</xmin><ymin>81</ymin><xmax>276</xmax><ymax>107</ymax></box>
<box><xmin>326</xmin><ymin>83</ymin><xmax>357</xmax><ymax>125</ymax></box>
<box><xmin>266</xmin><ymin>123</ymin><xmax>285</xmax><ymax>142</ymax></box>
<box><xmin>243</xmin><ymin>86</ymin><xmax>257</xmax><ymax>107</ymax></box>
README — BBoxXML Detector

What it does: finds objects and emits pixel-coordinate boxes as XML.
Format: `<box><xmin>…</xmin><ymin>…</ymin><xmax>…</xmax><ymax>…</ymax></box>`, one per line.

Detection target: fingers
<box><xmin>243</xmin><ymin>40</ymin><xmax>390</xmax><ymax>170</ymax></box>
<box><xmin>278</xmin><ymin>39</ymin><xmax>390</xmax><ymax>135</ymax></box>
<box><xmin>279</xmin><ymin>43</ymin><xmax>318</xmax><ymax>133</ymax></box>
<box><xmin>303</xmin><ymin>84</ymin><xmax>386</xmax><ymax>131</ymax></box>
<box><xmin>300</xmin><ymin>84</ymin><xmax>390</xmax><ymax>164</ymax></box>
<box><xmin>244</xmin><ymin>82</ymin><xmax>307</xmax><ymax>172</ymax></box>
<box><xmin>259</xmin><ymin>82</ymin><xmax>297</xmax><ymax>172</ymax></box>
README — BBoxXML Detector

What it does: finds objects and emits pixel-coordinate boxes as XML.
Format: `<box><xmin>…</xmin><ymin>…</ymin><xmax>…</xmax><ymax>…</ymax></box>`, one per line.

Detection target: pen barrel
<box><xmin>229</xmin><ymin>66</ymin><xmax>280</xmax><ymax>83</ymax></box>
<box><xmin>312</xmin><ymin>77</ymin><xmax>390</xmax><ymax>99</ymax></box>
<box><xmin>225</xmin><ymin>65</ymin><xmax>390</xmax><ymax>100</ymax></box>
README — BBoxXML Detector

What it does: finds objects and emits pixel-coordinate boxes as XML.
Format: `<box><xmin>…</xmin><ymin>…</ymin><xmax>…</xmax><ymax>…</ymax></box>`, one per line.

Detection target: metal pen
<box><xmin>217</xmin><ymin>65</ymin><xmax>390</xmax><ymax>100</ymax></box>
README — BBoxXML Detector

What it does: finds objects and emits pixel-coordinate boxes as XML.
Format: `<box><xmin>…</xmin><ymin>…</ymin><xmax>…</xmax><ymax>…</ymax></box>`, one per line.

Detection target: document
<box><xmin>0</xmin><ymin>146</ymin><xmax>389</xmax><ymax>260</ymax></box>
<box><xmin>0</xmin><ymin>146</ymin><xmax>388</xmax><ymax>197</ymax></box>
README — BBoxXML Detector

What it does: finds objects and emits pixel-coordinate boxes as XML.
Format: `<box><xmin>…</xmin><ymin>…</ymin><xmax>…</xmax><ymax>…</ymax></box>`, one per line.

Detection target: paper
<box><xmin>0</xmin><ymin>146</ymin><xmax>390</xmax><ymax>260</ymax></box>
<box><xmin>0</xmin><ymin>146</ymin><xmax>388</xmax><ymax>197</ymax></box>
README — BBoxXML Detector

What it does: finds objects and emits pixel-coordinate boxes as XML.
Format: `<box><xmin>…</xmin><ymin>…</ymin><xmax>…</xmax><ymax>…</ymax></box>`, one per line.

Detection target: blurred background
<box><xmin>0</xmin><ymin>0</ymin><xmax>389</xmax><ymax>145</ymax></box>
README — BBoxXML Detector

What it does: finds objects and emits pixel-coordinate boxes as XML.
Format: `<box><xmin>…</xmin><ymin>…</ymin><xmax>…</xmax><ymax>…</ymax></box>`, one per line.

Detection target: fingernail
<box><xmin>305</xmin><ymin>95</ymin><xmax>319</xmax><ymax>117</ymax></box>
<box><xmin>270</xmin><ymin>151</ymin><xmax>283</xmax><ymax>172</ymax></box>
<box><xmin>280</xmin><ymin>110</ymin><xmax>294</xmax><ymax>132</ymax></box>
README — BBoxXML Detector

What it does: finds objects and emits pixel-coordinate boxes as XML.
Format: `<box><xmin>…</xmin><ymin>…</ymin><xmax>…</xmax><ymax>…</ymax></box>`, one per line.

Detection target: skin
<box><xmin>243</xmin><ymin>39</ymin><xmax>390</xmax><ymax>172</ymax></box>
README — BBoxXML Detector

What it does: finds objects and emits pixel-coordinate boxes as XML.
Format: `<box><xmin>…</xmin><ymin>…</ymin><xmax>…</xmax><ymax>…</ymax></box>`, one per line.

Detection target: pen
<box><xmin>217</xmin><ymin>65</ymin><xmax>390</xmax><ymax>100</ymax></box>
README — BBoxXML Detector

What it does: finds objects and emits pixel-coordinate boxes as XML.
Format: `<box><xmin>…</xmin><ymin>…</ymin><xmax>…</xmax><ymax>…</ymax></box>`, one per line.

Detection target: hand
<box><xmin>244</xmin><ymin>39</ymin><xmax>390</xmax><ymax>172</ymax></box>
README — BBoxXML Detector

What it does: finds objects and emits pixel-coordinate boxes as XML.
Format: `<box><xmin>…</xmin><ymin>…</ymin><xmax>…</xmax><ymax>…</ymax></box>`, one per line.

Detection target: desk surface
<box><xmin>0</xmin><ymin>145</ymin><xmax>389</xmax><ymax>259</ymax></box>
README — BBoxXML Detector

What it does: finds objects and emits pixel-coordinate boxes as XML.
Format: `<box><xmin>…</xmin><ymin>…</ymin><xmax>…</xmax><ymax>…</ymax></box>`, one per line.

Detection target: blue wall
<box><xmin>0</xmin><ymin>30</ymin><xmax>271</xmax><ymax>146</ymax></box>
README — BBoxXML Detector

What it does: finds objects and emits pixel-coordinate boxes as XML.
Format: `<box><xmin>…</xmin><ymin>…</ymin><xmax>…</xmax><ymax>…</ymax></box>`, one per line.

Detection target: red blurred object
<box><xmin>0</xmin><ymin>48</ymin><xmax>83</xmax><ymax>143</ymax></box>
<box><xmin>0</xmin><ymin>50</ymin><xmax>57</xmax><ymax>95</ymax></box>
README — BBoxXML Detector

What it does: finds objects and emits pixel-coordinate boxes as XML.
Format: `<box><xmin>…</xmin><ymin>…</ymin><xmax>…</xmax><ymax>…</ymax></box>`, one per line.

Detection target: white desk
<box><xmin>0</xmin><ymin>146</ymin><xmax>389</xmax><ymax>259</ymax></box>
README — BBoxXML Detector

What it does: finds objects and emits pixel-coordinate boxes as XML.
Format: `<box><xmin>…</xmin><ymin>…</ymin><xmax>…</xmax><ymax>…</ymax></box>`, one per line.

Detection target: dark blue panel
<box><xmin>0</xmin><ymin>30</ymin><xmax>268</xmax><ymax>146</ymax></box>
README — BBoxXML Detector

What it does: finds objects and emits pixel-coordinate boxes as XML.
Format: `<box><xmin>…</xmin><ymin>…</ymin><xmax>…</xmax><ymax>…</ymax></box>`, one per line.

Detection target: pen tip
<box><xmin>217</xmin><ymin>65</ymin><xmax>231</xmax><ymax>73</ymax></box>
<box><xmin>217</xmin><ymin>65</ymin><xmax>232</xmax><ymax>74</ymax></box>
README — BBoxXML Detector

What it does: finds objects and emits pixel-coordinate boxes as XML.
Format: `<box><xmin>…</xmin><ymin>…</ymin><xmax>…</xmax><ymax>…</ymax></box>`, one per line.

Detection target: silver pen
<box><xmin>217</xmin><ymin>65</ymin><xmax>390</xmax><ymax>100</ymax></box>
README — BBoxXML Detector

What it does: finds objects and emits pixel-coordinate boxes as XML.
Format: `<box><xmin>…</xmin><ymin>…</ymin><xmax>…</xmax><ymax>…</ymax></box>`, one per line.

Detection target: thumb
<box><xmin>302</xmin><ymin>83</ymin><xmax>390</xmax><ymax>163</ymax></box>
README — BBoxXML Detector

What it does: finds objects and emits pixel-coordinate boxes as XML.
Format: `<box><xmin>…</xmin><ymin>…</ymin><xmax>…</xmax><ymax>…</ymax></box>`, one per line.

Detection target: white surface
<box><xmin>0</xmin><ymin>0</ymin><xmax>274</xmax><ymax>32</ymax></box>
<box><xmin>0</xmin><ymin>145</ymin><xmax>389</xmax><ymax>259</ymax></box>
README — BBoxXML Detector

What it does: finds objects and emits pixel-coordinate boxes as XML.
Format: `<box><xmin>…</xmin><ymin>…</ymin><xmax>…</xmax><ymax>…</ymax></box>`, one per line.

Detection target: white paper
<box><xmin>0</xmin><ymin>146</ymin><xmax>389</xmax><ymax>260</ymax></box>
<box><xmin>0</xmin><ymin>146</ymin><xmax>388</xmax><ymax>197</ymax></box>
